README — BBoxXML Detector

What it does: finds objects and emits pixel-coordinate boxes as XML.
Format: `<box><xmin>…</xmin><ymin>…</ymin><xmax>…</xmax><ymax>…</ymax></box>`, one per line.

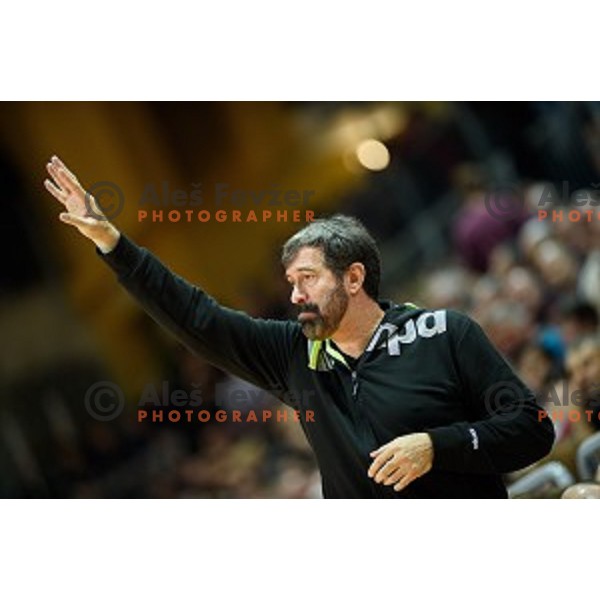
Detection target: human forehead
<box><xmin>284</xmin><ymin>246</ymin><xmax>328</xmax><ymax>277</ymax></box>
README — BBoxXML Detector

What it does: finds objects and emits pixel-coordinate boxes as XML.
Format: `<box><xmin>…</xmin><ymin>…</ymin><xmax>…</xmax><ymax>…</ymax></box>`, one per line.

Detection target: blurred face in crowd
<box><xmin>561</xmin><ymin>317</ymin><xmax>597</xmax><ymax>346</ymax></box>
<box><xmin>566</xmin><ymin>340</ymin><xmax>600</xmax><ymax>399</ymax></box>
<box><xmin>503</xmin><ymin>267</ymin><xmax>543</xmax><ymax>317</ymax></box>
<box><xmin>517</xmin><ymin>345</ymin><xmax>553</xmax><ymax>394</ymax></box>
<box><xmin>532</xmin><ymin>239</ymin><xmax>577</xmax><ymax>290</ymax></box>
<box><xmin>479</xmin><ymin>300</ymin><xmax>532</xmax><ymax>360</ymax></box>
<box><xmin>285</xmin><ymin>246</ymin><xmax>350</xmax><ymax>340</ymax></box>
<box><xmin>488</xmin><ymin>244</ymin><xmax>517</xmax><ymax>278</ymax></box>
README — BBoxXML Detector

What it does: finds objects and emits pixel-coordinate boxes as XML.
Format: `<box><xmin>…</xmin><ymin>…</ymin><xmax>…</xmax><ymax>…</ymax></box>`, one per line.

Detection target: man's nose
<box><xmin>291</xmin><ymin>286</ymin><xmax>308</xmax><ymax>305</ymax></box>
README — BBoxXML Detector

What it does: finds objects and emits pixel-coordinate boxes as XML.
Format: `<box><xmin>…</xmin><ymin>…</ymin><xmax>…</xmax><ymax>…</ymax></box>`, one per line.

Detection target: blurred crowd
<box><xmin>416</xmin><ymin>170</ymin><xmax>600</xmax><ymax>497</ymax></box>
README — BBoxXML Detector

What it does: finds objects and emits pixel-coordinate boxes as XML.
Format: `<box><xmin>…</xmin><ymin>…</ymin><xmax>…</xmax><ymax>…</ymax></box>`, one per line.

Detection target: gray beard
<box><xmin>300</xmin><ymin>317</ymin><xmax>326</xmax><ymax>340</ymax></box>
<box><xmin>298</xmin><ymin>283</ymin><xmax>349</xmax><ymax>340</ymax></box>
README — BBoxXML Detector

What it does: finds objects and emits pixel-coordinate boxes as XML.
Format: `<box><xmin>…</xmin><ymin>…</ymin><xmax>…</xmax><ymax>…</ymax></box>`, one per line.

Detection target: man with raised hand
<box><xmin>45</xmin><ymin>155</ymin><xmax>555</xmax><ymax>498</ymax></box>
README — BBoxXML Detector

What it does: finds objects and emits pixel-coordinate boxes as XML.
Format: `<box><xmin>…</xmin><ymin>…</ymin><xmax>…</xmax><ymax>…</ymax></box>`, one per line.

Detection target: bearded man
<box><xmin>45</xmin><ymin>155</ymin><xmax>555</xmax><ymax>498</ymax></box>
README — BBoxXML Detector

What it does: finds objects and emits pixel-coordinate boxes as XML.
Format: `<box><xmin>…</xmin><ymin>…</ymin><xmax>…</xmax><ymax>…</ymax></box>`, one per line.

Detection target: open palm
<box><xmin>44</xmin><ymin>155</ymin><xmax>119</xmax><ymax>252</ymax></box>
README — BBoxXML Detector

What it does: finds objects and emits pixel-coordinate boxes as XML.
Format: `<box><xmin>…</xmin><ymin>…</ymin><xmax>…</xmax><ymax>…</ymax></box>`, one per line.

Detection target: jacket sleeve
<box><xmin>425</xmin><ymin>312</ymin><xmax>555</xmax><ymax>474</ymax></box>
<box><xmin>96</xmin><ymin>234</ymin><xmax>300</xmax><ymax>396</ymax></box>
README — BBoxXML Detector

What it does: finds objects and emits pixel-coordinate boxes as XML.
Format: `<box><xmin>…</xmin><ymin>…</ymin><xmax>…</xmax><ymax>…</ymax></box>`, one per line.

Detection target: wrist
<box><xmin>95</xmin><ymin>223</ymin><xmax>121</xmax><ymax>254</ymax></box>
<box><xmin>420</xmin><ymin>433</ymin><xmax>434</xmax><ymax>468</ymax></box>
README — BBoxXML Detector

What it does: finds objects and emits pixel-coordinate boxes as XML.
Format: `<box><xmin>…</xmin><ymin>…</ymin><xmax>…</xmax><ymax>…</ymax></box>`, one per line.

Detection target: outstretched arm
<box><xmin>44</xmin><ymin>156</ymin><xmax>301</xmax><ymax>399</ymax></box>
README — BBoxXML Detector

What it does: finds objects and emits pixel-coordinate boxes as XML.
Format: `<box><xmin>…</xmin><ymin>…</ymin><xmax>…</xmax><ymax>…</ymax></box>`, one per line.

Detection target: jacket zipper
<box><xmin>346</xmin><ymin>316</ymin><xmax>391</xmax><ymax>497</ymax></box>
<box><xmin>349</xmin><ymin>361</ymin><xmax>385</xmax><ymax>498</ymax></box>
<box><xmin>351</xmin><ymin>370</ymin><xmax>358</xmax><ymax>400</ymax></box>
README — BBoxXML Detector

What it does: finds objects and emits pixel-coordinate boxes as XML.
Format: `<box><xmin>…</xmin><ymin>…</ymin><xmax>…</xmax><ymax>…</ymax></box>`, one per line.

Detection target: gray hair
<box><xmin>281</xmin><ymin>215</ymin><xmax>381</xmax><ymax>300</ymax></box>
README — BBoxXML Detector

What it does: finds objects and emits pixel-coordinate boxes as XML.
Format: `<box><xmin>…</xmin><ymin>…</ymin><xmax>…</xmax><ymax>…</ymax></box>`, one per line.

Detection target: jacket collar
<box><xmin>307</xmin><ymin>301</ymin><xmax>420</xmax><ymax>371</ymax></box>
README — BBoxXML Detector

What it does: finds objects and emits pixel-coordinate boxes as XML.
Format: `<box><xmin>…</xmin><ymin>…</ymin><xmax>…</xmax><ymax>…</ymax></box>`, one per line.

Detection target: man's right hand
<box><xmin>44</xmin><ymin>155</ymin><xmax>121</xmax><ymax>254</ymax></box>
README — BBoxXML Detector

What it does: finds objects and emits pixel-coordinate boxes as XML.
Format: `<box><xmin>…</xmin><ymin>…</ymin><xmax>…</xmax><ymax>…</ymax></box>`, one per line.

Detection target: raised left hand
<box><xmin>368</xmin><ymin>433</ymin><xmax>434</xmax><ymax>492</ymax></box>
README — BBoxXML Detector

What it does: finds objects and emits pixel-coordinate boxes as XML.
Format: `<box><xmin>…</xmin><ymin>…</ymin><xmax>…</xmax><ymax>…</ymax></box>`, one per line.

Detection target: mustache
<box><xmin>297</xmin><ymin>304</ymin><xmax>321</xmax><ymax>318</ymax></box>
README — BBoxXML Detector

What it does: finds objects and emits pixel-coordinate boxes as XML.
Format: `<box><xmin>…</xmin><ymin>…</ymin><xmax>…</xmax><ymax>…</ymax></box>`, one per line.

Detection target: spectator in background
<box><xmin>558</xmin><ymin>298</ymin><xmax>599</xmax><ymax>346</ymax></box>
<box><xmin>516</xmin><ymin>343</ymin><xmax>555</xmax><ymax>400</ymax></box>
<box><xmin>530</xmin><ymin>238</ymin><xmax>579</xmax><ymax>295</ymax></box>
<box><xmin>517</xmin><ymin>218</ymin><xmax>552</xmax><ymax>265</ymax></box>
<box><xmin>566</xmin><ymin>336</ymin><xmax>600</xmax><ymax>432</ymax></box>
<box><xmin>477</xmin><ymin>300</ymin><xmax>534</xmax><ymax>362</ymax></box>
<box><xmin>502</xmin><ymin>266</ymin><xmax>545</xmax><ymax>322</ymax></box>
<box><xmin>550</xmin><ymin>191</ymin><xmax>596</xmax><ymax>261</ymax></box>
<box><xmin>420</xmin><ymin>266</ymin><xmax>473</xmax><ymax>311</ymax></box>
<box><xmin>488</xmin><ymin>243</ymin><xmax>518</xmax><ymax>280</ymax></box>
<box><xmin>452</xmin><ymin>167</ymin><xmax>527</xmax><ymax>272</ymax></box>
<box><xmin>533</xmin><ymin>379</ymin><xmax>594</xmax><ymax>475</ymax></box>
<box><xmin>577</xmin><ymin>210</ymin><xmax>600</xmax><ymax>315</ymax></box>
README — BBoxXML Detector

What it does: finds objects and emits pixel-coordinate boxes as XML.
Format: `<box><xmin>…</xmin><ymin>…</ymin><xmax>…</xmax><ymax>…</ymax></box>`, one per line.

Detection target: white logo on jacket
<box><xmin>366</xmin><ymin>310</ymin><xmax>448</xmax><ymax>356</ymax></box>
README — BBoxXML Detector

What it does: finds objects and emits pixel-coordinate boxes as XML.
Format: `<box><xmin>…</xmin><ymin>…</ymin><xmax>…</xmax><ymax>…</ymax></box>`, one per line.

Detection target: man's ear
<box><xmin>345</xmin><ymin>263</ymin><xmax>366</xmax><ymax>295</ymax></box>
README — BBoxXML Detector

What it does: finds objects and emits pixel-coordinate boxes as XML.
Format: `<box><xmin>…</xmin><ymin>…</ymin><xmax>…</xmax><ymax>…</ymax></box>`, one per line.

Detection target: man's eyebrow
<box><xmin>285</xmin><ymin>266</ymin><xmax>318</xmax><ymax>278</ymax></box>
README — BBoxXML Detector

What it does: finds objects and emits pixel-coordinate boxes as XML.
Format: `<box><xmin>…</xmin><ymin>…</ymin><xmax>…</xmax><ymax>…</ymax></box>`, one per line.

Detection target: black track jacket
<box><xmin>98</xmin><ymin>235</ymin><xmax>555</xmax><ymax>498</ymax></box>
